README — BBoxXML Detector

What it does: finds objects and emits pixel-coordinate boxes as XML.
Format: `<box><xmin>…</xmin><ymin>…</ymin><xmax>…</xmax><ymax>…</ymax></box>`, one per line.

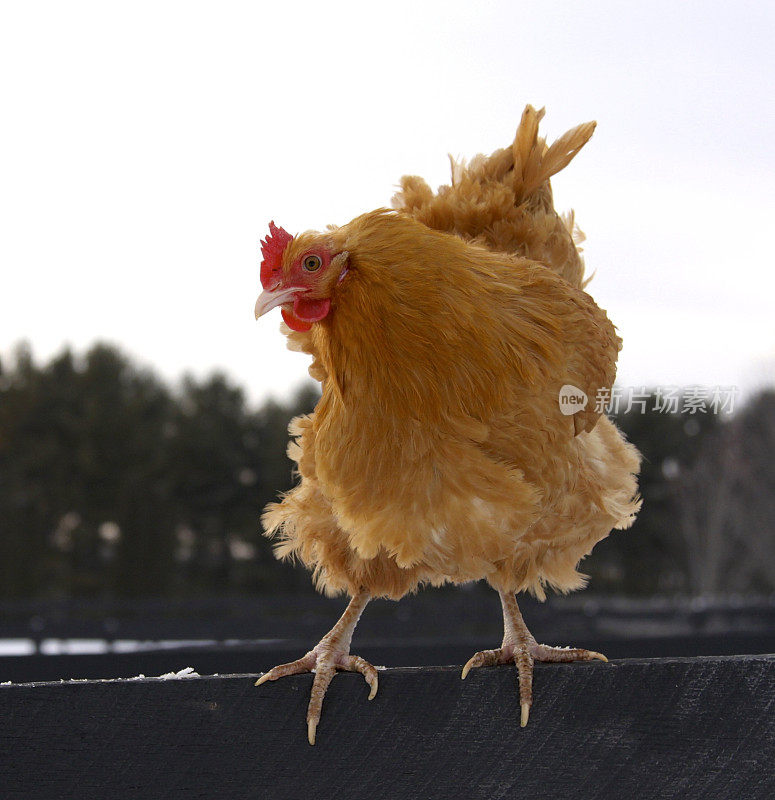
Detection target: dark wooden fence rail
<box><xmin>2</xmin><ymin>655</ymin><xmax>773</xmax><ymax>800</ymax></box>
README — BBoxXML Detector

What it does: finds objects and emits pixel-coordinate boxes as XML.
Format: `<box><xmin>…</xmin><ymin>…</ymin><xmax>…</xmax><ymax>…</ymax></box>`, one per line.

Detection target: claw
<box><xmin>254</xmin><ymin>673</ymin><xmax>271</xmax><ymax>687</ymax></box>
<box><xmin>308</xmin><ymin>719</ymin><xmax>317</xmax><ymax>746</ymax></box>
<box><xmin>521</xmin><ymin>702</ymin><xmax>530</xmax><ymax>727</ymax></box>
<box><xmin>461</xmin><ymin>648</ymin><xmax>503</xmax><ymax>679</ymax></box>
<box><xmin>368</xmin><ymin>674</ymin><xmax>378</xmax><ymax>700</ymax></box>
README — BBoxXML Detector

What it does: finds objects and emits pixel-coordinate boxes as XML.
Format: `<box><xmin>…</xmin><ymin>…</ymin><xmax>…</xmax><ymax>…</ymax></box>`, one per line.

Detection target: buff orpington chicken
<box><xmin>254</xmin><ymin>106</ymin><xmax>641</xmax><ymax>745</ymax></box>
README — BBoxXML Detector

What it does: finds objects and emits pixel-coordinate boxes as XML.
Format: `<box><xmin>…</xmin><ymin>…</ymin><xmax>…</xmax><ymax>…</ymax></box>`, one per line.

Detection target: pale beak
<box><xmin>254</xmin><ymin>286</ymin><xmax>308</xmax><ymax>320</ymax></box>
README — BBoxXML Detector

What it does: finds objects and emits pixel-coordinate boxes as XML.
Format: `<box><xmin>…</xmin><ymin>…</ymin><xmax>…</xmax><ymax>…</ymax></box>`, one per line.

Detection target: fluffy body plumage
<box><xmin>262</xmin><ymin>107</ymin><xmax>641</xmax><ymax>603</ymax></box>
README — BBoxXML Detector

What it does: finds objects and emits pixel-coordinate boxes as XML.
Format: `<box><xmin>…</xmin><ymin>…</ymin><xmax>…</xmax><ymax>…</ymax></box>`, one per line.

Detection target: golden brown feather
<box><xmin>263</xmin><ymin>206</ymin><xmax>640</xmax><ymax>600</ymax></box>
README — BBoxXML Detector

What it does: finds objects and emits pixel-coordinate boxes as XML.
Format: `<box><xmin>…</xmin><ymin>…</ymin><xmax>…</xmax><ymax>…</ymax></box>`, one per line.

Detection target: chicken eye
<box><xmin>303</xmin><ymin>254</ymin><xmax>322</xmax><ymax>272</ymax></box>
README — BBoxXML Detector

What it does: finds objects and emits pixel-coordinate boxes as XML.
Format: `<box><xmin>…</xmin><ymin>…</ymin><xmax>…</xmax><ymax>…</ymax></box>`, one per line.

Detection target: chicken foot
<box><xmin>461</xmin><ymin>590</ymin><xmax>606</xmax><ymax>727</ymax></box>
<box><xmin>255</xmin><ymin>590</ymin><xmax>376</xmax><ymax>745</ymax></box>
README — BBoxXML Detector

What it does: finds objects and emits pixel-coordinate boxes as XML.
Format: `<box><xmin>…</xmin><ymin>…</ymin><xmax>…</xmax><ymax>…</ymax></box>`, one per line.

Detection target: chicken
<box><xmin>253</xmin><ymin>106</ymin><xmax>641</xmax><ymax>744</ymax></box>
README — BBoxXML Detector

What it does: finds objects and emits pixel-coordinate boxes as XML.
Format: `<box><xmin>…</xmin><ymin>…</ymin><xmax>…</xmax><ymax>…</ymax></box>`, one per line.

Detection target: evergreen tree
<box><xmin>0</xmin><ymin>342</ymin><xmax>771</xmax><ymax>598</ymax></box>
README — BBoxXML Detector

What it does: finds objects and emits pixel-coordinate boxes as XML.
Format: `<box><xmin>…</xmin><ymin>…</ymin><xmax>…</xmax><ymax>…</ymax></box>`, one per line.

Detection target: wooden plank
<box><xmin>1</xmin><ymin>655</ymin><xmax>773</xmax><ymax>800</ymax></box>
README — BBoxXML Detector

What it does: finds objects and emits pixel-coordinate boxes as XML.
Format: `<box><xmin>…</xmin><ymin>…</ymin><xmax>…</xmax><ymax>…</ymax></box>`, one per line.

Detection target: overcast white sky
<box><xmin>1</xmin><ymin>0</ymin><xmax>773</xmax><ymax>406</ymax></box>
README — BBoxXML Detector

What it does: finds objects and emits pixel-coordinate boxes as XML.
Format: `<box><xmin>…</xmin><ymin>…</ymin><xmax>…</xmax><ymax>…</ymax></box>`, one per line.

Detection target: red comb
<box><xmin>260</xmin><ymin>221</ymin><xmax>293</xmax><ymax>288</ymax></box>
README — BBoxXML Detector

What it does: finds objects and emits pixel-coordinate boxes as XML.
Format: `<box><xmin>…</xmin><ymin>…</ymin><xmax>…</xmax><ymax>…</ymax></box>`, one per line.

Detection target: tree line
<box><xmin>0</xmin><ymin>341</ymin><xmax>772</xmax><ymax>599</ymax></box>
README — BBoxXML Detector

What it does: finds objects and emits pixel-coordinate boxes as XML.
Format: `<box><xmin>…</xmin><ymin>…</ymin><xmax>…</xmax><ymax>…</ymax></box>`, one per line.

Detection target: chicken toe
<box><xmin>254</xmin><ymin>591</ymin><xmax>375</xmax><ymax>745</ymax></box>
<box><xmin>461</xmin><ymin>590</ymin><xmax>607</xmax><ymax>726</ymax></box>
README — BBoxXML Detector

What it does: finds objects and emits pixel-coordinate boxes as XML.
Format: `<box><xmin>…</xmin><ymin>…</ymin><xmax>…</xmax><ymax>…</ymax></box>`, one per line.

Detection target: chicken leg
<box><xmin>255</xmin><ymin>590</ymin><xmax>377</xmax><ymax>745</ymax></box>
<box><xmin>461</xmin><ymin>591</ymin><xmax>607</xmax><ymax>726</ymax></box>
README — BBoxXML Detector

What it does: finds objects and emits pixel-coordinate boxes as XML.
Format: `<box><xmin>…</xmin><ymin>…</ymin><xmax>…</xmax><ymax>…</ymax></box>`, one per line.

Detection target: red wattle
<box><xmin>281</xmin><ymin>307</ymin><xmax>313</xmax><ymax>332</ymax></box>
<box><xmin>279</xmin><ymin>297</ymin><xmax>331</xmax><ymax>333</ymax></box>
<box><xmin>295</xmin><ymin>297</ymin><xmax>331</xmax><ymax>321</ymax></box>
